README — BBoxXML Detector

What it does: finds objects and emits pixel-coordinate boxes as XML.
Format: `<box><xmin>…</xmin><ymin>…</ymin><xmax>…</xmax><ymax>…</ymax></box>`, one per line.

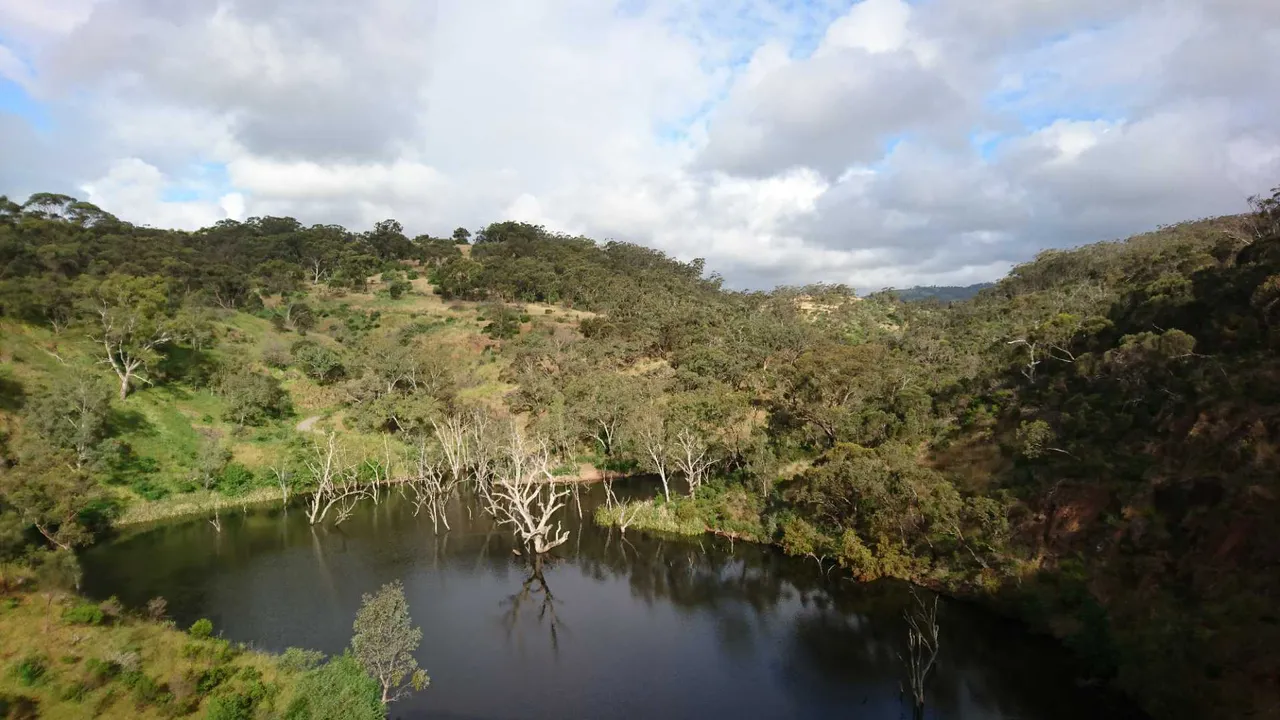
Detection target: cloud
<box><xmin>696</xmin><ymin>0</ymin><xmax>970</xmax><ymax>178</ymax></box>
<box><xmin>0</xmin><ymin>0</ymin><xmax>1277</xmax><ymax>290</ymax></box>
<box><xmin>80</xmin><ymin>157</ymin><xmax>239</xmax><ymax>229</ymax></box>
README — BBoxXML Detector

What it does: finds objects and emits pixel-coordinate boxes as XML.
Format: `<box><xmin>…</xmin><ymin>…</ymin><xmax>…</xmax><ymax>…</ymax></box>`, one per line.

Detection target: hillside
<box><xmin>1</xmin><ymin>188</ymin><xmax>1279</xmax><ymax>719</ymax></box>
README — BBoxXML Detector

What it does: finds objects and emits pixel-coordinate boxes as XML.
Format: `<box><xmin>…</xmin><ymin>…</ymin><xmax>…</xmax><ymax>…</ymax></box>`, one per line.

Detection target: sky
<box><xmin>1</xmin><ymin>0</ymin><xmax>1278</xmax><ymax>290</ymax></box>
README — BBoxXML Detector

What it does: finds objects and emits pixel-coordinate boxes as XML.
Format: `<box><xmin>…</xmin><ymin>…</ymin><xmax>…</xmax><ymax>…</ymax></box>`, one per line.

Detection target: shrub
<box><xmin>261</xmin><ymin>343</ymin><xmax>291</xmax><ymax>369</ymax></box>
<box><xmin>206</xmin><ymin>691</ymin><xmax>256</xmax><ymax>720</ymax></box>
<box><xmin>106</xmin><ymin>649</ymin><xmax>141</xmax><ymax>673</ymax></box>
<box><xmin>146</xmin><ymin>596</ymin><xmax>168</xmax><ymax>621</ymax></box>
<box><xmin>58</xmin><ymin>681</ymin><xmax>90</xmax><ymax>702</ymax></box>
<box><xmin>219</xmin><ymin>369</ymin><xmax>291</xmax><ymax>426</ymax></box>
<box><xmin>482</xmin><ymin>303</ymin><xmax>521</xmax><ymax>339</ymax></box>
<box><xmin>63</xmin><ymin>603</ymin><xmax>105</xmax><ymax>626</ymax></box>
<box><xmin>10</xmin><ymin>655</ymin><xmax>48</xmax><ymax>687</ymax></box>
<box><xmin>130</xmin><ymin>477</ymin><xmax>171</xmax><ymax>501</ymax></box>
<box><xmin>386</xmin><ymin>280</ymin><xmax>412</xmax><ymax>299</ymax></box>
<box><xmin>217</xmin><ymin>463</ymin><xmax>258</xmax><ymax>497</ymax></box>
<box><xmin>291</xmin><ymin>341</ymin><xmax>345</xmax><ymax>383</ymax></box>
<box><xmin>127</xmin><ymin>673</ymin><xmax>172</xmax><ymax>708</ymax></box>
<box><xmin>279</xmin><ymin>648</ymin><xmax>326</xmax><ymax>673</ymax></box>
<box><xmin>195</xmin><ymin>666</ymin><xmax>232</xmax><ymax>696</ymax></box>
<box><xmin>0</xmin><ymin>693</ymin><xmax>38</xmax><ymax>719</ymax></box>
<box><xmin>99</xmin><ymin>595</ymin><xmax>124</xmax><ymax>621</ymax></box>
<box><xmin>282</xmin><ymin>654</ymin><xmax>382</xmax><ymax>720</ymax></box>
<box><xmin>83</xmin><ymin>658</ymin><xmax>121</xmax><ymax>689</ymax></box>
<box><xmin>189</xmin><ymin>618</ymin><xmax>214</xmax><ymax>639</ymax></box>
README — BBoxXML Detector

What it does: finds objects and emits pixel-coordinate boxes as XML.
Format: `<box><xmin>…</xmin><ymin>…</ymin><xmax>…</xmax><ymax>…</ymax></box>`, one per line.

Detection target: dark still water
<box><xmin>81</xmin><ymin>484</ymin><xmax>1137</xmax><ymax>720</ymax></box>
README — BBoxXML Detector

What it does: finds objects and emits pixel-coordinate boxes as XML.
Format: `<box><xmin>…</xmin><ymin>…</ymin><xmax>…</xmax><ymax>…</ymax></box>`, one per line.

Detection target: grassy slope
<box><xmin>0</xmin><ymin>593</ymin><xmax>301</xmax><ymax>719</ymax></box>
<box><xmin>0</xmin><ymin>274</ymin><xmax>584</xmax><ymax>523</ymax></box>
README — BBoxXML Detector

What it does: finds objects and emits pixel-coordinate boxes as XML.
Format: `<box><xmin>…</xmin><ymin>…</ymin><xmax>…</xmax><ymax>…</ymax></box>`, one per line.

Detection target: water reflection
<box><xmin>81</xmin><ymin>483</ymin><xmax>1139</xmax><ymax>720</ymax></box>
<box><xmin>501</xmin><ymin>555</ymin><xmax>566</xmax><ymax>657</ymax></box>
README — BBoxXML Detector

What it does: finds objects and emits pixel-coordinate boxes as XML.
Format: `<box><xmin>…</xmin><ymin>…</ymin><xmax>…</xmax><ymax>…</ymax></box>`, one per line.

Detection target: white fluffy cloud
<box><xmin>1</xmin><ymin>0</ymin><xmax>1278</xmax><ymax>290</ymax></box>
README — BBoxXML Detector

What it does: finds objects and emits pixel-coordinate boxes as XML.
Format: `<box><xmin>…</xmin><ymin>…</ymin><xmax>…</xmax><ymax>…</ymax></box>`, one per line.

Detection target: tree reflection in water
<box><xmin>500</xmin><ymin>553</ymin><xmax>566</xmax><ymax>656</ymax></box>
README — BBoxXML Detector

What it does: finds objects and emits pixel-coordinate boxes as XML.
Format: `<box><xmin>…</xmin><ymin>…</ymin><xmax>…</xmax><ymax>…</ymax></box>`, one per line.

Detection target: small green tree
<box><xmin>287</xmin><ymin>302</ymin><xmax>316</xmax><ymax>334</ymax></box>
<box><xmin>350</xmin><ymin>580</ymin><xmax>429</xmax><ymax>704</ymax></box>
<box><xmin>23</xmin><ymin>370</ymin><xmax>112</xmax><ymax>470</ymax></box>
<box><xmin>481</xmin><ymin>302</ymin><xmax>521</xmax><ymax>340</ymax></box>
<box><xmin>189</xmin><ymin>618</ymin><xmax>214</xmax><ymax>639</ymax></box>
<box><xmin>219</xmin><ymin>368</ymin><xmax>291</xmax><ymax>426</ymax></box>
<box><xmin>0</xmin><ymin>446</ymin><xmax>103</xmax><ymax>550</ymax></box>
<box><xmin>292</xmin><ymin>342</ymin><xmax>345</xmax><ymax>384</ymax></box>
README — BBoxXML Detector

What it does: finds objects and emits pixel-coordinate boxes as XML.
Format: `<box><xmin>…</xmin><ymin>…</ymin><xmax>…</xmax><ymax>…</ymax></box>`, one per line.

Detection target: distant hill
<box><xmin>889</xmin><ymin>282</ymin><xmax>993</xmax><ymax>302</ymax></box>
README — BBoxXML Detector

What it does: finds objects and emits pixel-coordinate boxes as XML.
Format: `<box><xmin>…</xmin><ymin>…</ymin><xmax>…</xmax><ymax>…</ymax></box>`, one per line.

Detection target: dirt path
<box><xmin>296</xmin><ymin>415</ymin><xmax>322</xmax><ymax>433</ymax></box>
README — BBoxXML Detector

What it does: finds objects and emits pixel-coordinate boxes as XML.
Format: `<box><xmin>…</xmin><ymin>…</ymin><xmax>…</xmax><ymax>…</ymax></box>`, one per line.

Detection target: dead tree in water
<box><xmin>268</xmin><ymin>460</ymin><xmax>293</xmax><ymax>507</ymax></box>
<box><xmin>488</xmin><ymin>431</ymin><xmax>570</xmax><ymax>554</ymax></box>
<box><xmin>406</xmin><ymin>438</ymin><xmax>458</xmax><ymax>533</ymax></box>
<box><xmin>362</xmin><ymin>436</ymin><xmax>396</xmax><ymax>506</ymax></box>
<box><xmin>304</xmin><ymin>433</ymin><xmax>370</xmax><ymax>526</ymax></box>
<box><xmin>900</xmin><ymin>588</ymin><xmax>940</xmax><ymax>717</ymax></box>
<box><xmin>432</xmin><ymin>414</ymin><xmax>472</xmax><ymax>483</ymax></box>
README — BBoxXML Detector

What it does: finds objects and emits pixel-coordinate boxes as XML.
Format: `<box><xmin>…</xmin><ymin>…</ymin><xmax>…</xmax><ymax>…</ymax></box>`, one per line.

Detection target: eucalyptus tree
<box><xmin>351</xmin><ymin>580</ymin><xmax>430</xmax><ymax>704</ymax></box>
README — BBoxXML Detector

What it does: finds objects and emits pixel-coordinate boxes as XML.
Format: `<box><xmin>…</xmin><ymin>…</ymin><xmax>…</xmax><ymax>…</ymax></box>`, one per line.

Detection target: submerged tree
<box><xmin>485</xmin><ymin>430</ymin><xmax>570</xmax><ymax>554</ymax></box>
<box><xmin>351</xmin><ymin>580</ymin><xmax>430</xmax><ymax>705</ymax></box>
<box><xmin>302</xmin><ymin>433</ymin><xmax>370</xmax><ymax>525</ymax></box>
<box><xmin>900</xmin><ymin>588</ymin><xmax>940</xmax><ymax>717</ymax></box>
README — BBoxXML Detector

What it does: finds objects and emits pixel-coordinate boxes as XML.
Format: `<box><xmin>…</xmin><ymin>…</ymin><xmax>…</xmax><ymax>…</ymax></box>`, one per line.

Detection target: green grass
<box><xmin>0</xmin><ymin>592</ymin><xmax>305</xmax><ymax>720</ymax></box>
<box><xmin>593</xmin><ymin>499</ymin><xmax>707</xmax><ymax>536</ymax></box>
<box><xmin>115</xmin><ymin>487</ymin><xmax>282</xmax><ymax>527</ymax></box>
<box><xmin>0</xmin><ymin>282</ymin><xmax>515</xmax><ymax>520</ymax></box>
<box><xmin>594</xmin><ymin>486</ymin><xmax>768</xmax><ymax>542</ymax></box>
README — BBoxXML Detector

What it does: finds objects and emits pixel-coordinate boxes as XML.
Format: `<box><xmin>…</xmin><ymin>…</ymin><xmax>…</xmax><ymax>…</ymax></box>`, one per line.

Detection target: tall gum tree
<box><xmin>79</xmin><ymin>274</ymin><xmax>177</xmax><ymax>399</ymax></box>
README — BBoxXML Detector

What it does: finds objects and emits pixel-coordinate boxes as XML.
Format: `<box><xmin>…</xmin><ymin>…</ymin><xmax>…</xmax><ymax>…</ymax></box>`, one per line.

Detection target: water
<box><xmin>81</xmin><ymin>483</ymin><xmax>1139</xmax><ymax>719</ymax></box>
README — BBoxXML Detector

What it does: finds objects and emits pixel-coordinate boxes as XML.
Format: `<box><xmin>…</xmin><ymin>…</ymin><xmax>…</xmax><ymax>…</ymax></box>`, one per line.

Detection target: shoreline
<box><xmin>115</xmin><ymin>487</ymin><xmax>285</xmax><ymax>527</ymax></box>
<box><xmin>114</xmin><ymin>472</ymin><xmax>611</xmax><ymax>528</ymax></box>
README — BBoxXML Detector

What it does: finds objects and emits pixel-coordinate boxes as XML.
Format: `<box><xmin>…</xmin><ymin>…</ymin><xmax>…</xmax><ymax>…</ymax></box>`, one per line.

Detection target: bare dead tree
<box><xmin>1007</xmin><ymin>338</ymin><xmax>1040</xmax><ymax>382</ymax></box>
<box><xmin>489</xmin><ymin>431</ymin><xmax>570</xmax><ymax>554</ymax></box>
<box><xmin>268</xmin><ymin>461</ymin><xmax>293</xmax><ymax>507</ymax></box>
<box><xmin>432</xmin><ymin>414</ymin><xmax>472</xmax><ymax>483</ymax></box>
<box><xmin>602</xmin><ymin>475</ymin><xmax>619</xmax><ymax>510</ymax></box>
<box><xmin>406</xmin><ymin>438</ymin><xmax>458</xmax><ymax>533</ymax></box>
<box><xmin>304</xmin><ymin>433</ymin><xmax>371</xmax><ymax>526</ymax></box>
<box><xmin>673</xmin><ymin>426</ymin><xmax>714</xmax><ymax>497</ymax></box>
<box><xmin>468</xmin><ymin>411</ymin><xmax>498</xmax><ymax>490</ymax></box>
<box><xmin>362</xmin><ymin>435</ymin><xmax>397</xmax><ymax>505</ymax></box>
<box><xmin>611</xmin><ymin>501</ymin><xmax>643</xmax><ymax>536</ymax></box>
<box><xmin>899</xmin><ymin>588</ymin><xmax>941</xmax><ymax>715</ymax></box>
<box><xmin>570</xmin><ymin>481</ymin><xmax>583</xmax><ymax>518</ymax></box>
